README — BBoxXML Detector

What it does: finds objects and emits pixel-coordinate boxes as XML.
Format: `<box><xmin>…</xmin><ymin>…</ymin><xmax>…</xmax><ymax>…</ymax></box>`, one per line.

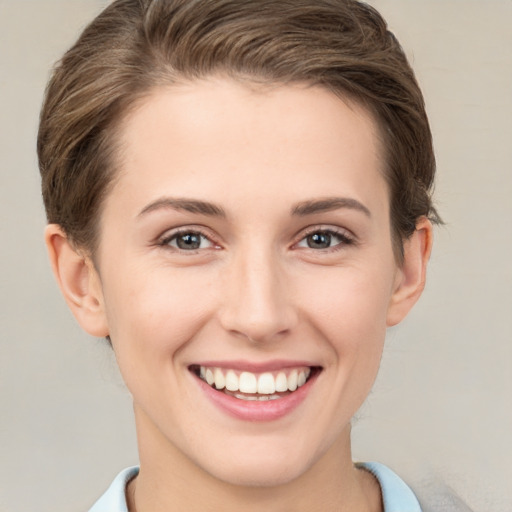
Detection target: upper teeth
<box><xmin>199</xmin><ymin>366</ymin><xmax>311</xmax><ymax>394</ymax></box>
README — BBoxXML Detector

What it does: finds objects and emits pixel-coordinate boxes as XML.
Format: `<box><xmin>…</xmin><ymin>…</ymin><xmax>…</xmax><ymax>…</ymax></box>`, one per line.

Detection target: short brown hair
<box><xmin>38</xmin><ymin>0</ymin><xmax>440</xmax><ymax>258</ymax></box>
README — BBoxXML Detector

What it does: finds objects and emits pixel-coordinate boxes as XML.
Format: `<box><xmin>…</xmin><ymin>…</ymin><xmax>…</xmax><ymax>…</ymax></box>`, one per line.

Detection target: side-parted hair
<box><xmin>38</xmin><ymin>0</ymin><xmax>440</xmax><ymax>259</ymax></box>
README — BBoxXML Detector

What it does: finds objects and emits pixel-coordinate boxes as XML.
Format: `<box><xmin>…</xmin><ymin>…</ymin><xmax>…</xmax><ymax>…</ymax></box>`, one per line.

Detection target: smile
<box><xmin>190</xmin><ymin>365</ymin><xmax>317</xmax><ymax>401</ymax></box>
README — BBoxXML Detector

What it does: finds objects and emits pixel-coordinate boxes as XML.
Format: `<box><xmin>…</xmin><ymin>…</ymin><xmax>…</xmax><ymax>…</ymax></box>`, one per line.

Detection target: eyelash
<box><xmin>157</xmin><ymin>226</ymin><xmax>355</xmax><ymax>253</ymax></box>
<box><xmin>293</xmin><ymin>227</ymin><xmax>355</xmax><ymax>252</ymax></box>
<box><xmin>159</xmin><ymin>228</ymin><xmax>219</xmax><ymax>253</ymax></box>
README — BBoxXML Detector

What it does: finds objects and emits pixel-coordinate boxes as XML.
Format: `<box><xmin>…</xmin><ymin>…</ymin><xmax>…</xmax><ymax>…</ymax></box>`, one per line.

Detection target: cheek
<box><xmin>101</xmin><ymin>269</ymin><xmax>217</xmax><ymax>405</ymax></box>
<box><xmin>102</xmin><ymin>265</ymin><xmax>216</xmax><ymax>353</ymax></box>
<box><xmin>299</xmin><ymin>264</ymin><xmax>394</xmax><ymax>345</ymax></box>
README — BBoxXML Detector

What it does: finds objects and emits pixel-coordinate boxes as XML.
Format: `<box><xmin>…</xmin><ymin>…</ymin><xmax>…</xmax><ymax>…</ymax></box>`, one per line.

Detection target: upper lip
<box><xmin>189</xmin><ymin>359</ymin><xmax>321</xmax><ymax>373</ymax></box>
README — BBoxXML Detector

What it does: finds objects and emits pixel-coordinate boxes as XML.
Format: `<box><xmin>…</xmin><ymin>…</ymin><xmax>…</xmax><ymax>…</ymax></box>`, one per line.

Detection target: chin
<box><xmin>194</xmin><ymin>439</ymin><xmax>321</xmax><ymax>489</ymax></box>
<box><xmin>211</xmin><ymin>460</ymin><xmax>309</xmax><ymax>488</ymax></box>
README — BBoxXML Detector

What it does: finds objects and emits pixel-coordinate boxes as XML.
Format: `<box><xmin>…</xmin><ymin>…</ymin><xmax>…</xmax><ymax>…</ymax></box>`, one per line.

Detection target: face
<box><xmin>92</xmin><ymin>78</ymin><xmax>406</xmax><ymax>486</ymax></box>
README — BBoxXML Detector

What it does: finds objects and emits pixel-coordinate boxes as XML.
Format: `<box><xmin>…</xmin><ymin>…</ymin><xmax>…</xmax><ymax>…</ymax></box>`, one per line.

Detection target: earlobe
<box><xmin>45</xmin><ymin>224</ymin><xmax>109</xmax><ymax>337</ymax></box>
<box><xmin>386</xmin><ymin>217</ymin><xmax>433</xmax><ymax>327</ymax></box>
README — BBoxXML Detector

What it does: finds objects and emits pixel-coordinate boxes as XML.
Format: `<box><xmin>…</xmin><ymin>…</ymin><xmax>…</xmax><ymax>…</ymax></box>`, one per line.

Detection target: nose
<box><xmin>218</xmin><ymin>245</ymin><xmax>298</xmax><ymax>344</ymax></box>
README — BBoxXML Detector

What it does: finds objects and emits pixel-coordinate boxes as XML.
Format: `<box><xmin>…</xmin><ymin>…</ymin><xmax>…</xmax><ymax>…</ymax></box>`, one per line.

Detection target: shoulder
<box><xmin>88</xmin><ymin>467</ymin><xmax>139</xmax><ymax>512</ymax></box>
<box><xmin>358</xmin><ymin>462</ymin><xmax>475</xmax><ymax>512</ymax></box>
<box><xmin>357</xmin><ymin>461</ymin><xmax>422</xmax><ymax>512</ymax></box>
<box><xmin>411</xmin><ymin>477</ymin><xmax>476</xmax><ymax>512</ymax></box>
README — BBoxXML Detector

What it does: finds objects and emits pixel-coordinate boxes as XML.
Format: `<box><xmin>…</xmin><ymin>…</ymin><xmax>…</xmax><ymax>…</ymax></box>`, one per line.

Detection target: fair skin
<box><xmin>46</xmin><ymin>78</ymin><xmax>432</xmax><ymax>512</ymax></box>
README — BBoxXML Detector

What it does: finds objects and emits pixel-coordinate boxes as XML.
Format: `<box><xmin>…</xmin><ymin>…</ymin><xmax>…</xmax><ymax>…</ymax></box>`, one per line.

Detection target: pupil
<box><xmin>177</xmin><ymin>233</ymin><xmax>201</xmax><ymax>250</ymax></box>
<box><xmin>308</xmin><ymin>232</ymin><xmax>331</xmax><ymax>249</ymax></box>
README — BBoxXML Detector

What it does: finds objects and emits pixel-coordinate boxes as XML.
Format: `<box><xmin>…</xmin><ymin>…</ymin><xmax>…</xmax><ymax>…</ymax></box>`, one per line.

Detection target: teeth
<box><xmin>257</xmin><ymin>373</ymin><xmax>276</xmax><ymax>394</ymax></box>
<box><xmin>214</xmin><ymin>368</ymin><xmax>225</xmax><ymax>390</ymax></box>
<box><xmin>225</xmin><ymin>370</ymin><xmax>239</xmax><ymax>391</ymax></box>
<box><xmin>197</xmin><ymin>366</ymin><xmax>313</xmax><ymax>397</ymax></box>
<box><xmin>275</xmin><ymin>372</ymin><xmax>288</xmax><ymax>392</ymax></box>
<box><xmin>233</xmin><ymin>392</ymin><xmax>283</xmax><ymax>401</ymax></box>
<box><xmin>239</xmin><ymin>372</ymin><xmax>258</xmax><ymax>393</ymax></box>
<box><xmin>288</xmin><ymin>369</ymin><xmax>298</xmax><ymax>391</ymax></box>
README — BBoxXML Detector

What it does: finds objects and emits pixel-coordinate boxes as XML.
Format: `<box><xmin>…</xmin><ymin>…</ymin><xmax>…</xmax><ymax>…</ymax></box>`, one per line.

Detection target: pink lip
<box><xmin>192</xmin><ymin>359</ymin><xmax>318</xmax><ymax>373</ymax></box>
<box><xmin>192</xmin><ymin>367</ymin><xmax>320</xmax><ymax>422</ymax></box>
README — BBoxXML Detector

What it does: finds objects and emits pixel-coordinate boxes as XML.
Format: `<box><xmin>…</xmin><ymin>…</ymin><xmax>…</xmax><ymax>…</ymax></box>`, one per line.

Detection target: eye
<box><xmin>296</xmin><ymin>229</ymin><xmax>353</xmax><ymax>250</ymax></box>
<box><xmin>162</xmin><ymin>230</ymin><xmax>216</xmax><ymax>251</ymax></box>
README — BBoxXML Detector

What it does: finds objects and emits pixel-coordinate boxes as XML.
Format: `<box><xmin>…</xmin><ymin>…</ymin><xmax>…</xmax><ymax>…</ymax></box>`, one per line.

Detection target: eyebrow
<box><xmin>137</xmin><ymin>196</ymin><xmax>370</xmax><ymax>219</ymax></box>
<box><xmin>138</xmin><ymin>197</ymin><xmax>226</xmax><ymax>218</ymax></box>
<box><xmin>291</xmin><ymin>197</ymin><xmax>371</xmax><ymax>218</ymax></box>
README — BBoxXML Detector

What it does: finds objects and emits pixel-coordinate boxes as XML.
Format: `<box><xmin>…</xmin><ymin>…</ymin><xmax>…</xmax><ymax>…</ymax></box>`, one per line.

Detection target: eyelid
<box><xmin>157</xmin><ymin>225</ymin><xmax>222</xmax><ymax>251</ymax></box>
<box><xmin>292</xmin><ymin>225</ymin><xmax>356</xmax><ymax>250</ymax></box>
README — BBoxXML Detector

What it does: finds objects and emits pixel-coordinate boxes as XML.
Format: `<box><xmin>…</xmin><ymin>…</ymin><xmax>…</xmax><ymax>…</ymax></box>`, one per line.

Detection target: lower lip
<box><xmin>194</xmin><ymin>372</ymin><xmax>318</xmax><ymax>422</ymax></box>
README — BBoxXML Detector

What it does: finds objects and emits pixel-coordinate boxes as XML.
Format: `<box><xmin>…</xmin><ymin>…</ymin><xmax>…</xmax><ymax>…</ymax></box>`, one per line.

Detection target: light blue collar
<box><xmin>89</xmin><ymin>466</ymin><xmax>138</xmax><ymax>512</ymax></box>
<box><xmin>358</xmin><ymin>461</ymin><xmax>422</xmax><ymax>512</ymax></box>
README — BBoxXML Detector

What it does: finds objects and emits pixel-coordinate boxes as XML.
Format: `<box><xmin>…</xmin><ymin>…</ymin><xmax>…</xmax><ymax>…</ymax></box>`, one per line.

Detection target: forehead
<box><xmin>109</xmin><ymin>78</ymin><xmax>387</xmax><ymax>219</ymax></box>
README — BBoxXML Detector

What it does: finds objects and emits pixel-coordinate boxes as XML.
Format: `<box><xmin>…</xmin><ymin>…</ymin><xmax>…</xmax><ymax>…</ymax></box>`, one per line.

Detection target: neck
<box><xmin>127</xmin><ymin>407</ymin><xmax>382</xmax><ymax>512</ymax></box>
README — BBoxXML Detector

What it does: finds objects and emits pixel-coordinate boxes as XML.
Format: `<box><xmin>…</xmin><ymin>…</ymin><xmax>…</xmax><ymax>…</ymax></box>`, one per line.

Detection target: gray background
<box><xmin>1</xmin><ymin>1</ymin><xmax>510</xmax><ymax>511</ymax></box>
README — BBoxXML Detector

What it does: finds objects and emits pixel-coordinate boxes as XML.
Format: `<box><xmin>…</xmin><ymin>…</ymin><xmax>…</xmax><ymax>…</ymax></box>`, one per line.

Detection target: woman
<box><xmin>38</xmin><ymin>1</ymin><xmax>440</xmax><ymax>510</ymax></box>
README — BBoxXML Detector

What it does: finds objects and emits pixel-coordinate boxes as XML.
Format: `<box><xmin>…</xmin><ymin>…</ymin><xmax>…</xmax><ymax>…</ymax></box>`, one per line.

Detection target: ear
<box><xmin>45</xmin><ymin>224</ymin><xmax>109</xmax><ymax>337</ymax></box>
<box><xmin>386</xmin><ymin>217</ymin><xmax>433</xmax><ymax>327</ymax></box>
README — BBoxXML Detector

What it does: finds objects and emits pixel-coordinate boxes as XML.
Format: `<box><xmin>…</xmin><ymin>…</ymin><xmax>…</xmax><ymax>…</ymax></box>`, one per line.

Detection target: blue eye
<box><xmin>297</xmin><ymin>230</ymin><xmax>352</xmax><ymax>250</ymax></box>
<box><xmin>164</xmin><ymin>231</ymin><xmax>214</xmax><ymax>251</ymax></box>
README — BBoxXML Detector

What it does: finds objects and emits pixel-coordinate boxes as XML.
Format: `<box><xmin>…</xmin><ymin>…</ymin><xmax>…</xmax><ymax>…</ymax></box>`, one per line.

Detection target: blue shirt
<box><xmin>89</xmin><ymin>462</ymin><xmax>422</xmax><ymax>512</ymax></box>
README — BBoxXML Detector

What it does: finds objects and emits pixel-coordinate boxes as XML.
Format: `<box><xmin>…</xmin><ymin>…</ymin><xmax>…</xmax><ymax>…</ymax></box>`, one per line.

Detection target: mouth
<box><xmin>189</xmin><ymin>365</ymin><xmax>321</xmax><ymax>401</ymax></box>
